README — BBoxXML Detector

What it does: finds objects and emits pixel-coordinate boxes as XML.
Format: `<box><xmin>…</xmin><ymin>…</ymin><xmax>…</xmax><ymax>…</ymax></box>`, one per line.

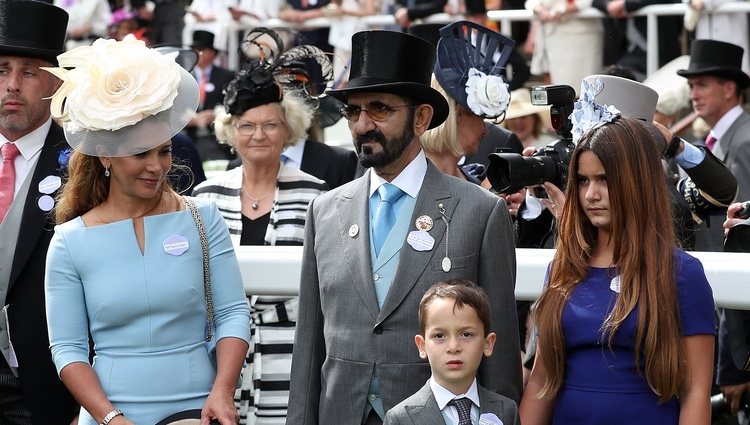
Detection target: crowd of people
<box><xmin>3</xmin><ymin>0</ymin><xmax>750</xmax><ymax>425</ymax></box>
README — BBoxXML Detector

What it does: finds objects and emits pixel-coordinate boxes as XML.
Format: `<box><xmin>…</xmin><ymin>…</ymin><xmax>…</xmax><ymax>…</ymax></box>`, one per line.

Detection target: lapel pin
<box><xmin>414</xmin><ymin>215</ymin><xmax>433</xmax><ymax>231</ymax></box>
<box><xmin>348</xmin><ymin>224</ymin><xmax>359</xmax><ymax>238</ymax></box>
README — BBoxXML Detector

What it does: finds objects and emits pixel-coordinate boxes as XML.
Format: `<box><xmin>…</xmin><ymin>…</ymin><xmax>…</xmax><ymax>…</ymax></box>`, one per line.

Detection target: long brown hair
<box><xmin>534</xmin><ymin>117</ymin><xmax>682</xmax><ymax>402</ymax></box>
<box><xmin>55</xmin><ymin>150</ymin><xmax>178</xmax><ymax>223</ymax></box>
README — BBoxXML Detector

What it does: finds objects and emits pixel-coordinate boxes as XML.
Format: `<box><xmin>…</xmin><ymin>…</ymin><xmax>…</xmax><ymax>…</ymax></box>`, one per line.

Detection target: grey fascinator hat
<box><xmin>43</xmin><ymin>35</ymin><xmax>199</xmax><ymax>157</ymax></box>
<box><xmin>434</xmin><ymin>21</ymin><xmax>516</xmax><ymax>119</ymax></box>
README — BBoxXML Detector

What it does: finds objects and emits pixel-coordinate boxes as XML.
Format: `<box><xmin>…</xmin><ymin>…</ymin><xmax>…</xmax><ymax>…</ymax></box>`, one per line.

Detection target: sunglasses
<box><xmin>340</xmin><ymin>101</ymin><xmax>415</xmax><ymax>122</ymax></box>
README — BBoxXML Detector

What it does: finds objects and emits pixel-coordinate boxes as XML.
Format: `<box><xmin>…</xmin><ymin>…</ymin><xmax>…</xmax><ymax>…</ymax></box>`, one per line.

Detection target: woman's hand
<box><xmin>202</xmin><ymin>387</ymin><xmax>239</xmax><ymax>425</ymax></box>
<box><xmin>539</xmin><ymin>182</ymin><xmax>565</xmax><ymax>220</ymax></box>
<box><xmin>506</xmin><ymin>188</ymin><xmax>527</xmax><ymax>217</ymax></box>
<box><xmin>724</xmin><ymin>202</ymin><xmax>750</xmax><ymax>236</ymax></box>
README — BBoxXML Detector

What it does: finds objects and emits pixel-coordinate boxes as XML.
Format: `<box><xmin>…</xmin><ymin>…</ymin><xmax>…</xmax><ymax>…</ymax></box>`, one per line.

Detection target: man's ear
<box><xmin>413</xmin><ymin>104</ymin><xmax>434</xmax><ymax>137</ymax></box>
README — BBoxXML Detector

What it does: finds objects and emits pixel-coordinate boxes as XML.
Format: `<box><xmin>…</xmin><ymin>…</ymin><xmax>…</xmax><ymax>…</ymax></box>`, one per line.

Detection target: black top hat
<box><xmin>0</xmin><ymin>0</ymin><xmax>68</xmax><ymax>65</ymax></box>
<box><xmin>407</xmin><ymin>23</ymin><xmax>442</xmax><ymax>48</ymax></box>
<box><xmin>191</xmin><ymin>30</ymin><xmax>216</xmax><ymax>51</ymax></box>
<box><xmin>677</xmin><ymin>39</ymin><xmax>750</xmax><ymax>89</ymax></box>
<box><xmin>326</xmin><ymin>30</ymin><xmax>448</xmax><ymax>129</ymax></box>
<box><xmin>434</xmin><ymin>21</ymin><xmax>515</xmax><ymax>119</ymax></box>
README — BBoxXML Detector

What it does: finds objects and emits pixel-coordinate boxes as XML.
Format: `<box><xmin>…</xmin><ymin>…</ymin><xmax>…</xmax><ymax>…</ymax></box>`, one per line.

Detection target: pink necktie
<box><xmin>0</xmin><ymin>143</ymin><xmax>20</xmax><ymax>223</ymax></box>
<box><xmin>199</xmin><ymin>73</ymin><xmax>207</xmax><ymax>108</ymax></box>
<box><xmin>705</xmin><ymin>134</ymin><xmax>717</xmax><ymax>151</ymax></box>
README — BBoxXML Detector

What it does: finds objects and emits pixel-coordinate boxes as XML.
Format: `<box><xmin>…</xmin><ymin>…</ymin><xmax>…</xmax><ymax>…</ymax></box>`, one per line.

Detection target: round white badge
<box><xmin>37</xmin><ymin>195</ymin><xmax>54</xmax><ymax>211</ymax></box>
<box><xmin>348</xmin><ymin>224</ymin><xmax>359</xmax><ymax>238</ymax></box>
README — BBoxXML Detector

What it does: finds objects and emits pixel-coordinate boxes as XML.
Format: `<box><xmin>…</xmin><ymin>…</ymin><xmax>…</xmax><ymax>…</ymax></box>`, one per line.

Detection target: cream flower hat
<box><xmin>43</xmin><ymin>35</ymin><xmax>199</xmax><ymax>157</ymax></box>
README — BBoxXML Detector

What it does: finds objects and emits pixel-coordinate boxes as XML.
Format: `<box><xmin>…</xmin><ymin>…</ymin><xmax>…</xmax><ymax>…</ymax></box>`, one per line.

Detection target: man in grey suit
<box><xmin>287</xmin><ymin>29</ymin><xmax>521</xmax><ymax>425</ymax></box>
<box><xmin>678</xmin><ymin>39</ymin><xmax>749</xmax><ymax>251</ymax></box>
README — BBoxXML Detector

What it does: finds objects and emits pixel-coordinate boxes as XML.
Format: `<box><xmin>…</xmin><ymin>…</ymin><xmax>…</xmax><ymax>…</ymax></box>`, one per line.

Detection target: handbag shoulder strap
<box><xmin>185</xmin><ymin>197</ymin><xmax>214</xmax><ymax>342</ymax></box>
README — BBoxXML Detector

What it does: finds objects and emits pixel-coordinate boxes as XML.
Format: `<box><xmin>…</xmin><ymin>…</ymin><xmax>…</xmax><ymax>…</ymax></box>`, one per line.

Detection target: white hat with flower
<box><xmin>43</xmin><ymin>35</ymin><xmax>199</xmax><ymax>157</ymax></box>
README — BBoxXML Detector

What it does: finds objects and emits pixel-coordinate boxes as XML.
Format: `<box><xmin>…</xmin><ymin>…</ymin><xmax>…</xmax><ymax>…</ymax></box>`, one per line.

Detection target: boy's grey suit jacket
<box><xmin>287</xmin><ymin>161</ymin><xmax>521</xmax><ymax>425</ymax></box>
<box><xmin>383</xmin><ymin>382</ymin><xmax>520</xmax><ymax>425</ymax></box>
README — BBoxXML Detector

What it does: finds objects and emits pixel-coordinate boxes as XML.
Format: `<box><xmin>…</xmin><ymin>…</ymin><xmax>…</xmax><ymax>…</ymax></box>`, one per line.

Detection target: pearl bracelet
<box><xmin>101</xmin><ymin>409</ymin><xmax>124</xmax><ymax>425</ymax></box>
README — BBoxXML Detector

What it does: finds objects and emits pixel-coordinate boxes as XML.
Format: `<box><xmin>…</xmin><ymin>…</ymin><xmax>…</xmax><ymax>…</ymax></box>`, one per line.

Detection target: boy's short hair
<box><xmin>419</xmin><ymin>279</ymin><xmax>492</xmax><ymax>336</ymax></box>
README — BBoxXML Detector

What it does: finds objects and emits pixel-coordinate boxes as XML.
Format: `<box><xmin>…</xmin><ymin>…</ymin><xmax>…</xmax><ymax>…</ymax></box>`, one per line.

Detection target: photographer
<box><xmin>493</xmin><ymin>75</ymin><xmax>738</xmax><ymax>251</ymax></box>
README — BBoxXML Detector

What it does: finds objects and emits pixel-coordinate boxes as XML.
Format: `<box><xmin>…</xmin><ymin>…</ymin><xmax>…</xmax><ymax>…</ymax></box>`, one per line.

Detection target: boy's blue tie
<box><xmin>449</xmin><ymin>397</ymin><xmax>473</xmax><ymax>425</ymax></box>
<box><xmin>372</xmin><ymin>183</ymin><xmax>404</xmax><ymax>256</ymax></box>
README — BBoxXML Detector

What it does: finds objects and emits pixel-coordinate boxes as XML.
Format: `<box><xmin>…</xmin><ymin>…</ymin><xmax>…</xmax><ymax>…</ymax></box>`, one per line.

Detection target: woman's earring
<box><xmin>104</xmin><ymin>167</ymin><xmax>111</xmax><ymax>178</ymax></box>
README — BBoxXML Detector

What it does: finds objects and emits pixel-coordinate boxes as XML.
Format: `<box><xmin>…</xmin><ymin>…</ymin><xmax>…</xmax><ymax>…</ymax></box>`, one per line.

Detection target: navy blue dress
<box><xmin>551</xmin><ymin>249</ymin><xmax>715</xmax><ymax>424</ymax></box>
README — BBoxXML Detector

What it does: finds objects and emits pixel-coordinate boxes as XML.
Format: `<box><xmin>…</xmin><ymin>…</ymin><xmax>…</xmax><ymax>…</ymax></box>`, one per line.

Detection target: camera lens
<box><xmin>487</xmin><ymin>153</ymin><xmax>559</xmax><ymax>194</ymax></box>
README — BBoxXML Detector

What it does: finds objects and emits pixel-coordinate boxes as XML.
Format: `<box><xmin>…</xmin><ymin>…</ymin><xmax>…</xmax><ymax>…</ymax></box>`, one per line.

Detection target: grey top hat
<box><xmin>583</xmin><ymin>74</ymin><xmax>658</xmax><ymax>122</ymax></box>
<box><xmin>326</xmin><ymin>30</ymin><xmax>449</xmax><ymax>129</ymax></box>
<box><xmin>677</xmin><ymin>39</ymin><xmax>750</xmax><ymax>89</ymax></box>
<box><xmin>0</xmin><ymin>0</ymin><xmax>68</xmax><ymax>65</ymax></box>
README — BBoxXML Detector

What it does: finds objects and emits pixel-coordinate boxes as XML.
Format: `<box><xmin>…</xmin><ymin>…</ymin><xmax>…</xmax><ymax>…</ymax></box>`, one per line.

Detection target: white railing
<box><xmin>236</xmin><ymin>246</ymin><xmax>750</xmax><ymax>309</ymax></box>
<box><xmin>490</xmin><ymin>2</ymin><xmax>750</xmax><ymax>76</ymax></box>
<box><xmin>226</xmin><ymin>2</ymin><xmax>750</xmax><ymax>79</ymax></box>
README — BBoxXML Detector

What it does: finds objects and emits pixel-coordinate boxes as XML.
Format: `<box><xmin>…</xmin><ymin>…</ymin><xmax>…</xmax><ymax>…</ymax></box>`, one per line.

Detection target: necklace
<box><xmin>242</xmin><ymin>186</ymin><xmax>273</xmax><ymax>210</ymax></box>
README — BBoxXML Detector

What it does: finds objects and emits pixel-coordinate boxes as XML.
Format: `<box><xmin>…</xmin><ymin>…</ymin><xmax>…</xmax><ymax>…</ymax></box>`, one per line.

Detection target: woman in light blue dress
<box><xmin>43</xmin><ymin>36</ymin><xmax>251</xmax><ymax>425</ymax></box>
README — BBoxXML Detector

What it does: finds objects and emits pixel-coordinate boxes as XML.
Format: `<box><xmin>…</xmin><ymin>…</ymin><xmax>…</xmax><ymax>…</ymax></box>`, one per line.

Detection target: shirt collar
<box><xmin>195</xmin><ymin>64</ymin><xmax>214</xmax><ymax>80</ymax></box>
<box><xmin>282</xmin><ymin>138</ymin><xmax>305</xmax><ymax>166</ymax></box>
<box><xmin>0</xmin><ymin>119</ymin><xmax>51</xmax><ymax>161</ymax></box>
<box><xmin>368</xmin><ymin>149</ymin><xmax>427</xmax><ymax>199</ymax></box>
<box><xmin>429</xmin><ymin>377</ymin><xmax>480</xmax><ymax>410</ymax></box>
<box><xmin>711</xmin><ymin>104</ymin><xmax>744</xmax><ymax>140</ymax></box>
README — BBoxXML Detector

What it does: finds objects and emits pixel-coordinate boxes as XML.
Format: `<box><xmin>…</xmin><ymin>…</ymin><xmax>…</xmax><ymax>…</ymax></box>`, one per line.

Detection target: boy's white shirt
<box><xmin>429</xmin><ymin>377</ymin><xmax>480</xmax><ymax>425</ymax></box>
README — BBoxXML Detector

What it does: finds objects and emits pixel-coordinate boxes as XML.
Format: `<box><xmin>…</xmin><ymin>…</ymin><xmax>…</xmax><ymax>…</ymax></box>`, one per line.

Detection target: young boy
<box><xmin>384</xmin><ymin>279</ymin><xmax>519</xmax><ymax>425</ymax></box>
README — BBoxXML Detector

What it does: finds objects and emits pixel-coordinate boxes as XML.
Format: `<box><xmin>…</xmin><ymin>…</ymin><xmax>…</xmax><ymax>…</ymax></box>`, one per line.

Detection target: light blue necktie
<box><xmin>372</xmin><ymin>183</ymin><xmax>404</xmax><ymax>257</ymax></box>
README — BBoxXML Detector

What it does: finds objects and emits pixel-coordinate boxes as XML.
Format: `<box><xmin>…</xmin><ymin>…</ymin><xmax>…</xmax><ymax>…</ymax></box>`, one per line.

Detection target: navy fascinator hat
<box><xmin>434</xmin><ymin>21</ymin><xmax>516</xmax><ymax>119</ymax></box>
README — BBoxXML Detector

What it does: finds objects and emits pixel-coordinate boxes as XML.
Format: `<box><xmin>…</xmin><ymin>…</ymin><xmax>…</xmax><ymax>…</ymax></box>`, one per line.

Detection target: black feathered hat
<box><xmin>326</xmin><ymin>30</ymin><xmax>448</xmax><ymax>129</ymax></box>
<box><xmin>0</xmin><ymin>0</ymin><xmax>68</xmax><ymax>65</ymax></box>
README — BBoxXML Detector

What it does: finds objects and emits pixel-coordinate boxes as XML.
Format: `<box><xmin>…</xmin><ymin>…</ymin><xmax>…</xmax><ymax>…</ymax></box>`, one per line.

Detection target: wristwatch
<box><xmin>101</xmin><ymin>409</ymin><xmax>124</xmax><ymax>425</ymax></box>
<box><xmin>663</xmin><ymin>135</ymin><xmax>683</xmax><ymax>159</ymax></box>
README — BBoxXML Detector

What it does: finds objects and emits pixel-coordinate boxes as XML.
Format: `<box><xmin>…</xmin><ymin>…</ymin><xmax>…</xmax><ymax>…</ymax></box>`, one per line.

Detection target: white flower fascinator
<box><xmin>43</xmin><ymin>35</ymin><xmax>199</xmax><ymax>157</ymax></box>
<box><xmin>570</xmin><ymin>78</ymin><xmax>621</xmax><ymax>144</ymax></box>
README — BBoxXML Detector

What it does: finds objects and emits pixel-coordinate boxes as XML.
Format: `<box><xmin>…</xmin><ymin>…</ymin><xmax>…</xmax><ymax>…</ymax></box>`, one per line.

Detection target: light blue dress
<box><xmin>45</xmin><ymin>197</ymin><xmax>251</xmax><ymax>425</ymax></box>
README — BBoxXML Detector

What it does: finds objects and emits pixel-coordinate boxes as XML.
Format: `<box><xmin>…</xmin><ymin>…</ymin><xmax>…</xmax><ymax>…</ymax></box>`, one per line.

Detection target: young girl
<box><xmin>519</xmin><ymin>88</ymin><xmax>716</xmax><ymax>424</ymax></box>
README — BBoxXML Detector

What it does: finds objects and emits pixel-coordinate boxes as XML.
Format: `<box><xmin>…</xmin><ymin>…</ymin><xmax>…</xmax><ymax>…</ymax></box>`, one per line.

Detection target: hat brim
<box><xmin>0</xmin><ymin>44</ymin><xmax>62</xmax><ymax>65</ymax></box>
<box><xmin>677</xmin><ymin>67</ymin><xmax>750</xmax><ymax>88</ymax></box>
<box><xmin>504</xmin><ymin>104</ymin><xmax>547</xmax><ymax>121</ymax></box>
<box><xmin>327</xmin><ymin>82</ymin><xmax>449</xmax><ymax>130</ymax></box>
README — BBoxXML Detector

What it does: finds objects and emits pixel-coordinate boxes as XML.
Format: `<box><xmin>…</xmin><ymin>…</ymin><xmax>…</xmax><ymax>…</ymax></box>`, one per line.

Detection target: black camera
<box><xmin>487</xmin><ymin>85</ymin><xmax>577</xmax><ymax>197</ymax></box>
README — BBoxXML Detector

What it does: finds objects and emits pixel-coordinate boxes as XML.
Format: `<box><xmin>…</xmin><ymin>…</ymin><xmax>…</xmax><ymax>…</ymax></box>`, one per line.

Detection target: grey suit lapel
<box><xmin>378</xmin><ymin>163</ymin><xmax>458</xmax><ymax>322</ymax></box>
<box><xmin>335</xmin><ymin>171</ymin><xmax>380</xmax><ymax>319</ymax></box>
<box><xmin>718</xmin><ymin>112</ymin><xmax>750</xmax><ymax>160</ymax></box>
<box><xmin>406</xmin><ymin>383</ymin><xmax>445</xmax><ymax>425</ymax></box>
<box><xmin>478</xmin><ymin>386</ymin><xmax>515</xmax><ymax>424</ymax></box>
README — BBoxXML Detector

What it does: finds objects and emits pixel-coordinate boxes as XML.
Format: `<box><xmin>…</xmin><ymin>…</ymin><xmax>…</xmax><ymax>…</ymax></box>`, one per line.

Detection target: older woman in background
<box><xmin>192</xmin><ymin>31</ymin><xmax>328</xmax><ymax>425</ymax></box>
